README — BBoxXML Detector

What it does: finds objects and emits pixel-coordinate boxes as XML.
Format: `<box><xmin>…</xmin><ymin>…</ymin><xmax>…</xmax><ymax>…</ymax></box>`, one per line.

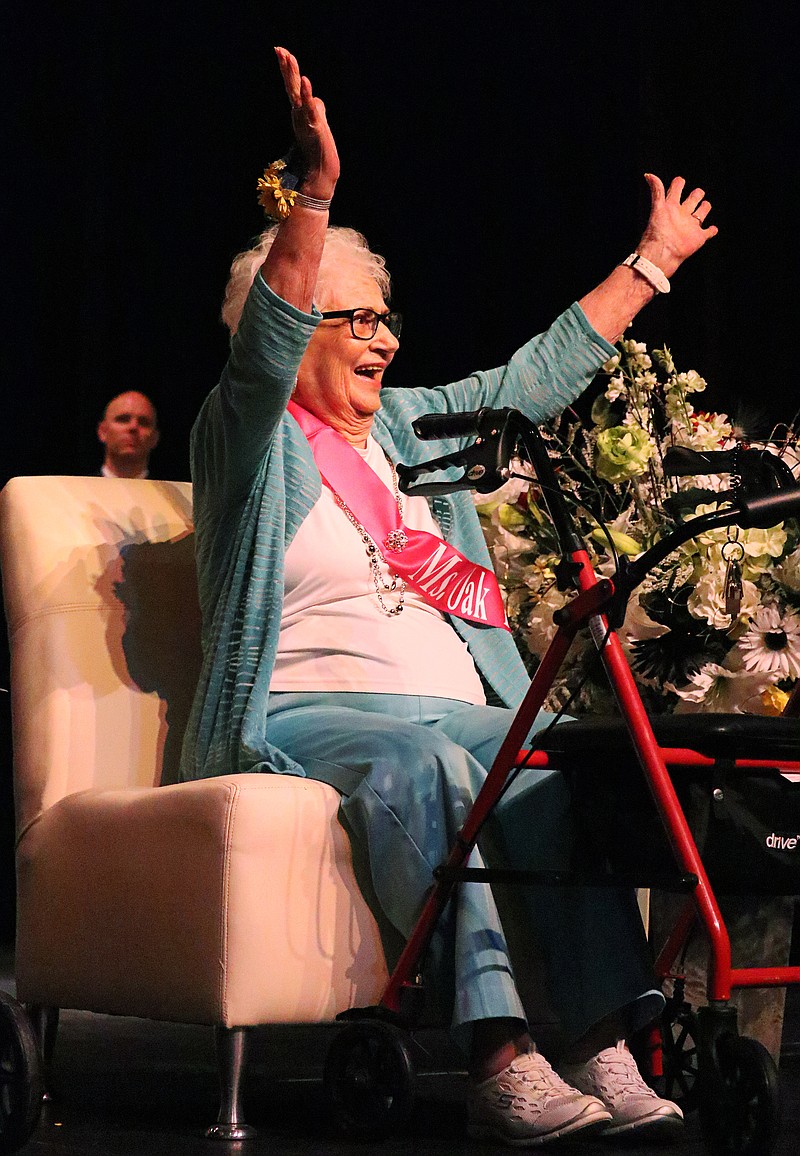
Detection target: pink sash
<box><xmin>288</xmin><ymin>401</ymin><xmax>508</xmax><ymax>630</ymax></box>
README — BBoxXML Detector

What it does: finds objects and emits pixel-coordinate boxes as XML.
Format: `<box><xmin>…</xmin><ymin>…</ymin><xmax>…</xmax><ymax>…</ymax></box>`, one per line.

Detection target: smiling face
<box><xmin>294</xmin><ymin>265</ymin><xmax>399</xmax><ymax>446</ymax></box>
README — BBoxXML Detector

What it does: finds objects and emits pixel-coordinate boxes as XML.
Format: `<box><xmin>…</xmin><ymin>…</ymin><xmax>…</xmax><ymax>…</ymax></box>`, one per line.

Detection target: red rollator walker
<box><xmin>322</xmin><ymin>406</ymin><xmax>800</xmax><ymax>1156</ymax></box>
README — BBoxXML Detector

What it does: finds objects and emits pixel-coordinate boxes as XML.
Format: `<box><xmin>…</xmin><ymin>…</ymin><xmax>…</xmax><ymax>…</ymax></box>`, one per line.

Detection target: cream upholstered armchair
<box><xmin>0</xmin><ymin>475</ymin><xmax>388</xmax><ymax>1139</ymax></box>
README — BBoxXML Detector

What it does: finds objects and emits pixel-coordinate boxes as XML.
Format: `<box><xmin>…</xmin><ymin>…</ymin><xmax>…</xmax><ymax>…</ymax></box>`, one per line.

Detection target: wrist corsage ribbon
<box><xmin>257</xmin><ymin>158</ymin><xmax>332</xmax><ymax>221</ymax></box>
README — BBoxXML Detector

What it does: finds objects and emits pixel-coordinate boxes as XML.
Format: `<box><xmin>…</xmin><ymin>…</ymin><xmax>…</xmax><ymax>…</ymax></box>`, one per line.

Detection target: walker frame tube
<box><xmin>376</xmin><ymin>411</ymin><xmax>800</xmax><ymax>1020</ymax></box>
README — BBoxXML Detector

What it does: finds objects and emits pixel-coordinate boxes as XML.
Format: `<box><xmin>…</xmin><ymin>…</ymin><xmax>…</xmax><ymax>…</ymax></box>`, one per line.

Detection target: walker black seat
<box><xmin>540</xmin><ymin>714</ymin><xmax>798</xmax><ymax>763</ymax></box>
<box><xmin>535</xmin><ymin>715</ymin><xmax>800</xmax><ymax>894</ymax></box>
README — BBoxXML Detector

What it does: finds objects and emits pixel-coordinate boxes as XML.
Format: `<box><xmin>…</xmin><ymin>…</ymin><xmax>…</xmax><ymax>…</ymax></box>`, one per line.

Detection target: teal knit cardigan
<box><xmin>179</xmin><ymin>274</ymin><xmax>615</xmax><ymax>783</ymax></box>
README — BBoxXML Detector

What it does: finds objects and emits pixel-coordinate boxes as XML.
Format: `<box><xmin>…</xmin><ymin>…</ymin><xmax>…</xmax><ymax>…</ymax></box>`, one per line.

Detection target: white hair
<box><xmin>221</xmin><ymin>225</ymin><xmax>392</xmax><ymax>335</ymax></box>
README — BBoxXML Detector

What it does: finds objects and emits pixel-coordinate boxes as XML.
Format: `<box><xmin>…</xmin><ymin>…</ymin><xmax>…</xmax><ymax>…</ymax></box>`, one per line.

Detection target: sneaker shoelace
<box><xmin>592</xmin><ymin>1043</ymin><xmax>658</xmax><ymax>1103</ymax></box>
<box><xmin>505</xmin><ymin>1052</ymin><xmax>583</xmax><ymax>1105</ymax></box>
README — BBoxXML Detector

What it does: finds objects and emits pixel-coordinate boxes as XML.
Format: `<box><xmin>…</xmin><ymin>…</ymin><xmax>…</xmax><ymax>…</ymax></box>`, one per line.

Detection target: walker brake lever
<box><xmin>397</xmin><ymin>408</ymin><xmax>520</xmax><ymax>496</ymax></box>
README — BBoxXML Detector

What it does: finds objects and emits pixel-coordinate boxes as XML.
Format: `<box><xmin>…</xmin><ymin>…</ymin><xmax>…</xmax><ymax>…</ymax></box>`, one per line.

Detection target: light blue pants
<box><xmin>266</xmin><ymin>692</ymin><xmax>662</xmax><ymax>1046</ymax></box>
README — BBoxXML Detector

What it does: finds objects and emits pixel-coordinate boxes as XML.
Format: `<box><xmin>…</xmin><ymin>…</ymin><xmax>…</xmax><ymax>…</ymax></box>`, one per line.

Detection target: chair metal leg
<box><xmin>26</xmin><ymin>1004</ymin><xmax>59</xmax><ymax>1102</ymax></box>
<box><xmin>205</xmin><ymin>1024</ymin><xmax>256</xmax><ymax>1140</ymax></box>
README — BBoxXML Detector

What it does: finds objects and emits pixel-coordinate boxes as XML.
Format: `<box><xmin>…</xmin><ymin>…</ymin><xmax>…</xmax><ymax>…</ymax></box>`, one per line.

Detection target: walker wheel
<box><xmin>0</xmin><ymin>991</ymin><xmax>43</xmax><ymax>1153</ymax></box>
<box><xmin>699</xmin><ymin>1032</ymin><xmax>781</xmax><ymax>1156</ymax></box>
<box><xmin>323</xmin><ymin>1021</ymin><xmax>416</xmax><ymax>1139</ymax></box>
<box><xmin>660</xmin><ymin>1002</ymin><xmax>700</xmax><ymax>1112</ymax></box>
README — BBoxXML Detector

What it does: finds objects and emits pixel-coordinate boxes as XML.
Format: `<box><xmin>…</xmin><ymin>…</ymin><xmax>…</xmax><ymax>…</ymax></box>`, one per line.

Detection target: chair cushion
<box><xmin>15</xmin><ymin>774</ymin><xmax>389</xmax><ymax>1026</ymax></box>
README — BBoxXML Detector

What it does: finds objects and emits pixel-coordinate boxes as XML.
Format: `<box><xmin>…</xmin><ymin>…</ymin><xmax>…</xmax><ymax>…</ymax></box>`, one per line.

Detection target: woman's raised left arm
<box><xmin>578</xmin><ymin>173</ymin><xmax>718</xmax><ymax>343</ymax></box>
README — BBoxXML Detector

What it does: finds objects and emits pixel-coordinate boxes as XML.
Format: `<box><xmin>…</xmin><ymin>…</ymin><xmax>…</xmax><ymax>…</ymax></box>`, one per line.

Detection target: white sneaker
<box><xmin>560</xmin><ymin>1040</ymin><xmax>684</xmax><ymax>1138</ymax></box>
<box><xmin>467</xmin><ymin>1048</ymin><xmax>612</xmax><ymax>1147</ymax></box>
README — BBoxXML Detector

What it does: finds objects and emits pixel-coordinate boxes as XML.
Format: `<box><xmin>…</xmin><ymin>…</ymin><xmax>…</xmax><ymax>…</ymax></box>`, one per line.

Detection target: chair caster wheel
<box><xmin>0</xmin><ymin>991</ymin><xmax>44</xmax><ymax>1154</ymax></box>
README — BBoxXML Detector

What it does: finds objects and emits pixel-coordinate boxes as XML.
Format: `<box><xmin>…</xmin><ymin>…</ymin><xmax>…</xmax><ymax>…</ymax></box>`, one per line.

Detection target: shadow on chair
<box><xmin>0</xmin><ymin>475</ymin><xmax>390</xmax><ymax>1140</ymax></box>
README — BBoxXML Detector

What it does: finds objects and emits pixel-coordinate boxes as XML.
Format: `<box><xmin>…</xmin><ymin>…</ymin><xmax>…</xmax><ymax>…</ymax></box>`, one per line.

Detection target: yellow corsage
<box><xmin>257</xmin><ymin>160</ymin><xmax>297</xmax><ymax>221</ymax></box>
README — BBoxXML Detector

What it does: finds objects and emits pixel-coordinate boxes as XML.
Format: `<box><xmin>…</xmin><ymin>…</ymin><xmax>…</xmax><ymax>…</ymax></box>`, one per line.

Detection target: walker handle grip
<box><xmin>663</xmin><ymin>446</ymin><xmax>736</xmax><ymax>475</ymax></box>
<box><xmin>412</xmin><ymin>408</ymin><xmax>504</xmax><ymax>441</ymax></box>
<box><xmin>737</xmin><ymin>488</ymin><xmax>800</xmax><ymax>528</ymax></box>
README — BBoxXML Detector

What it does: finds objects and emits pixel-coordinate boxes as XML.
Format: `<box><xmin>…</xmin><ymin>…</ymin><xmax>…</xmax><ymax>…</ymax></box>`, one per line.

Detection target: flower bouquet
<box><xmin>477</xmin><ymin>339</ymin><xmax>800</xmax><ymax>716</ymax></box>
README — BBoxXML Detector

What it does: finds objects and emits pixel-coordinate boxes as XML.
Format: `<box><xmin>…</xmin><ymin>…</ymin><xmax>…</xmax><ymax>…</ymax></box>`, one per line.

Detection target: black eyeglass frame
<box><xmin>319</xmin><ymin>307</ymin><xmax>403</xmax><ymax>340</ymax></box>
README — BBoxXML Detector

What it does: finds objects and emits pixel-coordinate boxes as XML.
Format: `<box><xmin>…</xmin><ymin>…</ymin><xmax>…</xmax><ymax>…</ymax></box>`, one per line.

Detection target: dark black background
<box><xmin>2</xmin><ymin>1</ymin><xmax>799</xmax><ymax>938</ymax></box>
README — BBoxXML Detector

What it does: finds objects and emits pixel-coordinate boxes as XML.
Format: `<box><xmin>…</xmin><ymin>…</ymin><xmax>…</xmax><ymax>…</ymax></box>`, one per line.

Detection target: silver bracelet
<box><xmin>294</xmin><ymin>191</ymin><xmax>333</xmax><ymax>212</ymax></box>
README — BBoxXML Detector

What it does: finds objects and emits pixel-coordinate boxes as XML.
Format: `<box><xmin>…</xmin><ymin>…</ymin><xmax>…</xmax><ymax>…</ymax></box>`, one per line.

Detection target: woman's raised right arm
<box><xmin>193</xmin><ymin>49</ymin><xmax>339</xmax><ymax>506</ymax></box>
<box><xmin>261</xmin><ymin>47</ymin><xmax>340</xmax><ymax>310</ymax></box>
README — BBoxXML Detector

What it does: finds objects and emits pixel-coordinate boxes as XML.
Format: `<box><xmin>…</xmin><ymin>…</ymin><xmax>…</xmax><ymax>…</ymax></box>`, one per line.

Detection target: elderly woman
<box><xmin>181</xmin><ymin>48</ymin><xmax>717</xmax><ymax>1147</ymax></box>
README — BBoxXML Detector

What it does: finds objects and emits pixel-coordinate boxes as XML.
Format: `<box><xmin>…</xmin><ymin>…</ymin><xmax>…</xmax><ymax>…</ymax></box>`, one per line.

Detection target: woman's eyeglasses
<box><xmin>320</xmin><ymin>308</ymin><xmax>403</xmax><ymax>340</ymax></box>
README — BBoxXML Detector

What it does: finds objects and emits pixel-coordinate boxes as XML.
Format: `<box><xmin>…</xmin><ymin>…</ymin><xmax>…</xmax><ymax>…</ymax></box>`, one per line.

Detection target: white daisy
<box><xmin>736</xmin><ymin>605</ymin><xmax>800</xmax><ymax>679</ymax></box>
<box><xmin>669</xmin><ymin>663</ymin><xmax>773</xmax><ymax>714</ymax></box>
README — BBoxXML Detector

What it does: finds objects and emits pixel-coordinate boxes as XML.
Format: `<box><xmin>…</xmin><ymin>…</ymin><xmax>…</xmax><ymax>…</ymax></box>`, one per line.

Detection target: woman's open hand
<box><xmin>274</xmin><ymin>47</ymin><xmax>340</xmax><ymax>199</ymax></box>
<box><xmin>636</xmin><ymin>174</ymin><xmax>718</xmax><ymax>277</ymax></box>
<box><xmin>578</xmin><ymin>174</ymin><xmax>719</xmax><ymax>341</ymax></box>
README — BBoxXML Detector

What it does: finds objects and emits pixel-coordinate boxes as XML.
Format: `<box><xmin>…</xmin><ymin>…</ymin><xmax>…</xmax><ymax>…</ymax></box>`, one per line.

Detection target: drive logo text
<box><xmin>766</xmin><ymin>832</ymin><xmax>800</xmax><ymax>851</ymax></box>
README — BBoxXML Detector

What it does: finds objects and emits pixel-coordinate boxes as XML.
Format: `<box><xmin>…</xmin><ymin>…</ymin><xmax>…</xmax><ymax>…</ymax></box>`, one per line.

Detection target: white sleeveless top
<box><xmin>272</xmin><ymin>435</ymin><xmax>486</xmax><ymax>703</ymax></box>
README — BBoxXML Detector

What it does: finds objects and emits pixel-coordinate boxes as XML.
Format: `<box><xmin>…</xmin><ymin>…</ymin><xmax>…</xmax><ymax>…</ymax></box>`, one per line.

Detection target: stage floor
<box><xmin>3</xmin><ymin>948</ymin><xmax>800</xmax><ymax>1156</ymax></box>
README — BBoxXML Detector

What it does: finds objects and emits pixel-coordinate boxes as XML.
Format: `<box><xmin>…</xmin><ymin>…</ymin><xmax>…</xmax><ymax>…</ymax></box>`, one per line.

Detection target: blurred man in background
<box><xmin>97</xmin><ymin>391</ymin><xmax>159</xmax><ymax>478</ymax></box>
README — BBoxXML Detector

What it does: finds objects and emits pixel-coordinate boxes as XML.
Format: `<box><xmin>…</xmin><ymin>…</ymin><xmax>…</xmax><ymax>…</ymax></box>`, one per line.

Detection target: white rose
<box><xmin>775</xmin><ymin>547</ymin><xmax>800</xmax><ymax>592</ymax></box>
